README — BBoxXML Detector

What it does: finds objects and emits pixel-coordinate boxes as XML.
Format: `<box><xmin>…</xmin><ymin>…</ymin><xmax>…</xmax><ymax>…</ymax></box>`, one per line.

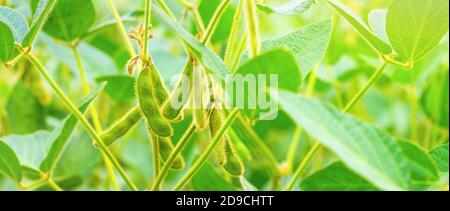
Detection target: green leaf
<box><xmin>153</xmin><ymin>5</ymin><xmax>231</xmax><ymax>78</ymax></box>
<box><xmin>39</xmin><ymin>83</ymin><xmax>106</xmax><ymax>172</ymax></box>
<box><xmin>0</xmin><ymin>142</ymin><xmax>22</xmax><ymax>183</ymax></box>
<box><xmin>420</xmin><ymin>70</ymin><xmax>449</xmax><ymax>128</ymax></box>
<box><xmin>257</xmin><ymin>0</ymin><xmax>315</xmax><ymax>16</ymax></box>
<box><xmin>327</xmin><ymin>0</ymin><xmax>392</xmax><ymax>55</ymax></box>
<box><xmin>41</xmin><ymin>0</ymin><xmax>96</xmax><ymax>41</ymax></box>
<box><xmin>300</xmin><ymin>162</ymin><xmax>378</xmax><ymax>191</ymax></box>
<box><xmin>1</xmin><ymin>132</ymin><xmax>52</xmax><ymax>170</ymax></box>
<box><xmin>0</xmin><ymin>21</ymin><xmax>14</xmax><ymax>63</ymax></box>
<box><xmin>429</xmin><ymin>144</ymin><xmax>449</xmax><ymax>172</ymax></box>
<box><xmin>234</xmin><ymin>49</ymin><xmax>301</xmax><ymax>120</ymax></box>
<box><xmin>236</xmin><ymin>49</ymin><xmax>301</xmax><ymax>92</ymax></box>
<box><xmin>192</xmin><ymin>162</ymin><xmax>239</xmax><ymax>191</ymax></box>
<box><xmin>95</xmin><ymin>75</ymin><xmax>136</xmax><ymax>103</ymax></box>
<box><xmin>398</xmin><ymin>142</ymin><xmax>440</xmax><ymax>186</ymax></box>
<box><xmin>368</xmin><ymin>9</ymin><xmax>388</xmax><ymax>43</ymax></box>
<box><xmin>1</xmin><ymin>84</ymin><xmax>105</xmax><ymax>172</ymax></box>
<box><xmin>275</xmin><ymin>91</ymin><xmax>410</xmax><ymax>190</ymax></box>
<box><xmin>6</xmin><ymin>82</ymin><xmax>47</xmax><ymax>134</ymax></box>
<box><xmin>386</xmin><ymin>0</ymin><xmax>449</xmax><ymax>63</ymax></box>
<box><xmin>23</xmin><ymin>0</ymin><xmax>57</xmax><ymax>47</ymax></box>
<box><xmin>0</xmin><ymin>7</ymin><xmax>29</xmax><ymax>43</ymax></box>
<box><xmin>241</xmin><ymin>19</ymin><xmax>332</xmax><ymax>76</ymax></box>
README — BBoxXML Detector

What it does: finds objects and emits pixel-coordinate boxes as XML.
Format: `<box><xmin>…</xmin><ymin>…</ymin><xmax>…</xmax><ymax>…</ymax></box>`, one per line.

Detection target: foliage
<box><xmin>0</xmin><ymin>0</ymin><xmax>448</xmax><ymax>191</ymax></box>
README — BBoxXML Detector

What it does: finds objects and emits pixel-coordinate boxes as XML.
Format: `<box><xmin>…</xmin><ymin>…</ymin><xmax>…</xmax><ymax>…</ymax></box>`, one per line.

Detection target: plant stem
<box><xmin>173</xmin><ymin>110</ymin><xmax>239</xmax><ymax>191</ymax></box>
<box><xmin>72</xmin><ymin>47</ymin><xmax>120</xmax><ymax>191</ymax></box>
<box><xmin>143</xmin><ymin>0</ymin><xmax>152</xmax><ymax>60</ymax></box>
<box><xmin>201</xmin><ymin>0</ymin><xmax>231</xmax><ymax>44</ymax></box>
<box><xmin>224</xmin><ymin>0</ymin><xmax>244</xmax><ymax>69</ymax></box>
<box><xmin>27</xmin><ymin>53</ymin><xmax>138</xmax><ymax>191</ymax></box>
<box><xmin>286</xmin><ymin>66</ymin><xmax>319</xmax><ymax>170</ymax></box>
<box><xmin>284</xmin><ymin>142</ymin><xmax>321</xmax><ymax>191</ymax></box>
<box><xmin>192</xmin><ymin>8</ymin><xmax>206</xmax><ymax>33</ymax></box>
<box><xmin>285</xmin><ymin>61</ymin><xmax>389</xmax><ymax>190</ymax></box>
<box><xmin>47</xmin><ymin>178</ymin><xmax>63</xmax><ymax>191</ymax></box>
<box><xmin>244</xmin><ymin>0</ymin><xmax>260</xmax><ymax>58</ymax></box>
<box><xmin>107</xmin><ymin>0</ymin><xmax>136</xmax><ymax>57</ymax></box>
<box><xmin>229</xmin><ymin>32</ymin><xmax>248</xmax><ymax>72</ymax></box>
<box><xmin>156</xmin><ymin>0</ymin><xmax>176</xmax><ymax>19</ymax></box>
<box><xmin>408</xmin><ymin>84</ymin><xmax>418</xmax><ymax>141</ymax></box>
<box><xmin>175</xmin><ymin>0</ymin><xmax>192</xmax><ymax>9</ymax></box>
<box><xmin>151</xmin><ymin>134</ymin><xmax>160</xmax><ymax>181</ymax></box>
<box><xmin>343</xmin><ymin>61</ymin><xmax>388</xmax><ymax>112</ymax></box>
<box><xmin>152</xmin><ymin>123</ymin><xmax>196</xmax><ymax>190</ymax></box>
<box><xmin>20</xmin><ymin>177</ymin><xmax>47</xmax><ymax>190</ymax></box>
<box><xmin>236</xmin><ymin>115</ymin><xmax>279</xmax><ymax>175</ymax></box>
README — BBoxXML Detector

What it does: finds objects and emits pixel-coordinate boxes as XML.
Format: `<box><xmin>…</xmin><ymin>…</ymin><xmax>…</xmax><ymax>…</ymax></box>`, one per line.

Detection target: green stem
<box><xmin>286</xmin><ymin>66</ymin><xmax>319</xmax><ymax>170</ymax></box>
<box><xmin>408</xmin><ymin>84</ymin><xmax>418</xmax><ymax>141</ymax></box>
<box><xmin>156</xmin><ymin>0</ymin><xmax>176</xmax><ymax>19</ymax></box>
<box><xmin>343</xmin><ymin>61</ymin><xmax>388</xmax><ymax>112</ymax></box>
<box><xmin>201</xmin><ymin>0</ymin><xmax>231</xmax><ymax>44</ymax></box>
<box><xmin>284</xmin><ymin>142</ymin><xmax>321</xmax><ymax>191</ymax></box>
<box><xmin>143</xmin><ymin>0</ymin><xmax>152</xmax><ymax>60</ymax></box>
<box><xmin>72</xmin><ymin>46</ymin><xmax>120</xmax><ymax>191</ymax></box>
<box><xmin>173</xmin><ymin>110</ymin><xmax>239</xmax><ymax>191</ymax></box>
<box><xmin>236</xmin><ymin>115</ymin><xmax>279</xmax><ymax>175</ymax></box>
<box><xmin>20</xmin><ymin>177</ymin><xmax>47</xmax><ymax>190</ymax></box>
<box><xmin>244</xmin><ymin>0</ymin><xmax>260</xmax><ymax>58</ymax></box>
<box><xmin>47</xmin><ymin>178</ymin><xmax>63</xmax><ymax>191</ymax></box>
<box><xmin>151</xmin><ymin>134</ymin><xmax>160</xmax><ymax>181</ymax></box>
<box><xmin>107</xmin><ymin>0</ymin><xmax>136</xmax><ymax>57</ymax></box>
<box><xmin>285</xmin><ymin>61</ymin><xmax>389</xmax><ymax>190</ymax></box>
<box><xmin>175</xmin><ymin>0</ymin><xmax>192</xmax><ymax>9</ymax></box>
<box><xmin>152</xmin><ymin>123</ymin><xmax>196</xmax><ymax>190</ymax></box>
<box><xmin>192</xmin><ymin>8</ymin><xmax>206</xmax><ymax>33</ymax></box>
<box><xmin>224</xmin><ymin>0</ymin><xmax>244</xmax><ymax>69</ymax></box>
<box><xmin>229</xmin><ymin>32</ymin><xmax>248</xmax><ymax>72</ymax></box>
<box><xmin>27</xmin><ymin>53</ymin><xmax>138</xmax><ymax>191</ymax></box>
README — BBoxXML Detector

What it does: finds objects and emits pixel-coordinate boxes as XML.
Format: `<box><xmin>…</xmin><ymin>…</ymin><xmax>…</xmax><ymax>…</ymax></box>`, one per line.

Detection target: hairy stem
<box><xmin>143</xmin><ymin>0</ymin><xmax>152</xmax><ymax>60</ymax></box>
<box><xmin>224</xmin><ymin>0</ymin><xmax>244</xmax><ymax>69</ymax></box>
<box><xmin>27</xmin><ymin>53</ymin><xmax>138</xmax><ymax>191</ymax></box>
<box><xmin>244</xmin><ymin>0</ymin><xmax>260</xmax><ymax>58</ymax></box>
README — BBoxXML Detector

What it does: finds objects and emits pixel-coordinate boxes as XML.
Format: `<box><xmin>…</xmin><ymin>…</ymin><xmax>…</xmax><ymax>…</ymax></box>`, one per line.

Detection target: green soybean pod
<box><xmin>137</xmin><ymin>68</ymin><xmax>174</xmax><ymax>137</ymax></box>
<box><xmin>100</xmin><ymin>106</ymin><xmax>142</xmax><ymax>146</ymax></box>
<box><xmin>192</xmin><ymin>60</ymin><xmax>208</xmax><ymax>130</ymax></box>
<box><xmin>223</xmin><ymin>138</ymin><xmax>245</xmax><ymax>176</ymax></box>
<box><xmin>162</xmin><ymin>56</ymin><xmax>194</xmax><ymax>120</ymax></box>
<box><xmin>210</xmin><ymin>109</ymin><xmax>227</xmax><ymax>165</ymax></box>
<box><xmin>158</xmin><ymin>136</ymin><xmax>186</xmax><ymax>171</ymax></box>
<box><xmin>149</xmin><ymin>64</ymin><xmax>170</xmax><ymax>106</ymax></box>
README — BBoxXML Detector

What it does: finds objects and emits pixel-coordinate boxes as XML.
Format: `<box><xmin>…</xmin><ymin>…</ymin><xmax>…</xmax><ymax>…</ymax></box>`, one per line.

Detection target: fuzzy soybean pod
<box><xmin>192</xmin><ymin>60</ymin><xmax>208</xmax><ymax>130</ymax></box>
<box><xmin>223</xmin><ymin>138</ymin><xmax>245</xmax><ymax>176</ymax></box>
<box><xmin>158</xmin><ymin>136</ymin><xmax>186</xmax><ymax>170</ymax></box>
<box><xmin>162</xmin><ymin>57</ymin><xmax>194</xmax><ymax>120</ymax></box>
<box><xmin>100</xmin><ymin>106</ymin><xmax>142</xmax><ymax>146</ymax></box>
<box><xmin>137</xmin><ymin>68</ymin><xmax>174</xmax><ymax>137</ymax></box>
<box><xmin>149</xmin><ymin>64</ymin><xmax>170</xmax><ymax>106</ymax></box>
<box><xmin>210</xmin><ymin>108</ymin><xmax>227</xmax><ymax>165</ymax></box>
